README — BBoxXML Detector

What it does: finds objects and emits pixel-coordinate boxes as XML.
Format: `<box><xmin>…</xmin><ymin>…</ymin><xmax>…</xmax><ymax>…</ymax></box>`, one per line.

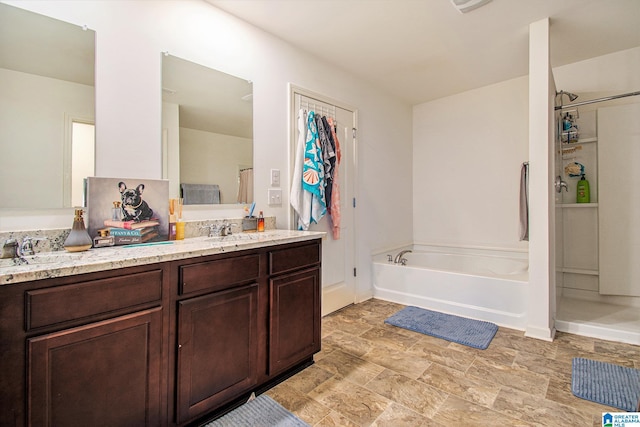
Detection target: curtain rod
<box><xmin>556</xmin><ymin>90</ymin><xmax>640</xmax><ymax>110</ymax></box>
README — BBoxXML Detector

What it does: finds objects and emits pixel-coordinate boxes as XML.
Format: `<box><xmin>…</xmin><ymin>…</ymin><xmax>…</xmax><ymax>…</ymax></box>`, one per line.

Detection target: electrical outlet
<box><xmin>268</xmin><ymin>188</ymin><xmax>282</xmax><ymax>205</ymax></box>
<box><xmin>270</xmin><ymin>169</ymin><xmax>280</xmax><ymax>186</ymax></box>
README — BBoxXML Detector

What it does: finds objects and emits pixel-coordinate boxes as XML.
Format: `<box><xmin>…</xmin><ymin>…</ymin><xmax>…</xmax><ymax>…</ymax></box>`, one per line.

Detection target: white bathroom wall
<box><xmin>161</xmin><ymin>101</ymin><xmax>180</xmax><ymax>198</ymax></box>
<box><xmin>1</xmin><ymin>0</ymin><xmax>413</xmax><ymax>302</ymax></box>
<box><xmin>0</xmin><ymin>68</ymin><xmax>94</xmax><ymax>208</ymax></box>
<box><xmin>553</xmin><ymin>47</ymin><xmax>640</xmax><ymax>95</ymax></box>
<box><xmin>179</xmin><ymin>128</ymin><xmax>252</xmax><ymax>204</ymax></box>
<box><xmin>412</xmin><ymin>75</ymin><xmax>529</xmax><ymax>252</ymax></box>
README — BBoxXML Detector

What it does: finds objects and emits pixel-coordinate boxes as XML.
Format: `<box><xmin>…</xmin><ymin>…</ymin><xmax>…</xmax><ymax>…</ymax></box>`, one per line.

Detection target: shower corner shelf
<box><xmin>559</xmin><ymin>203</ymin><xmax>598</xmax><ymax>208</ymax></box>
<box><xmin>562</xmin><ymin>137</ymin><xmax>597</xmax><ymax>146</ymax></box>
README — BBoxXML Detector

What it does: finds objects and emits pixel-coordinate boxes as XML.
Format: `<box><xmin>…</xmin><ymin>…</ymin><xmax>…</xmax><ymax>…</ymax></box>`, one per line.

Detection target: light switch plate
<box><xmin>268</xmin><ymin>188</ymin><xmax>282</xmax><ymax>205</ymax></box>
<box><xmin>270</xmin><ymin>169</ymin><xmax>280</xmax><ymax>186</ymax></box>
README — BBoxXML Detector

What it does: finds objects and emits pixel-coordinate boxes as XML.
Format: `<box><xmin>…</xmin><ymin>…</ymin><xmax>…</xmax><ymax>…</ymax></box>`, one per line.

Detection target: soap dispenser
<box><xmin>64</xmin><ymin>208</ymin><xmax>93</xmax><ymax>252</ymax></box>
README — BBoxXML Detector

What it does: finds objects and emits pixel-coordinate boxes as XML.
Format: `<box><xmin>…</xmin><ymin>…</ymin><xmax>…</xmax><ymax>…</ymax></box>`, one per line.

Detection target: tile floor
<box><xmin>266</xmin><ymin>299</ymin><xmax>640</xmax><ymax>427</ymax></box>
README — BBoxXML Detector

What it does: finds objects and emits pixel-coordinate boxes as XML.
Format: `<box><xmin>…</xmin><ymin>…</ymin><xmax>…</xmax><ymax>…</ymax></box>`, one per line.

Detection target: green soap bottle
<box><xmin>576</xmin><ymin>174</ymin><xmax>590</xmax><ymax>203</ymax></box>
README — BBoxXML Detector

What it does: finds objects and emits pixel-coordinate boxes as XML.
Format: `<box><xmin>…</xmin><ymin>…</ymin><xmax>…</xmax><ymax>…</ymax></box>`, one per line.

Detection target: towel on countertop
<box><xmin>519</xmin><ymin>162</ymin><xmax>529</xmax><ymax>241</ymax></box>
<box><xmin>181</xmin><ymin>183</ymin><xmax>220</xmax><ymax>205</ymax></box>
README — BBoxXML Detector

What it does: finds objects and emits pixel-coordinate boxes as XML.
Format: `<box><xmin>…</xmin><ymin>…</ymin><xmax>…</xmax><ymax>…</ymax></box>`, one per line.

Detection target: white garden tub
<box><xmin>373</xmin><ymin>247</ymin><xmax>529</xmax><ymax>329</ymax></box>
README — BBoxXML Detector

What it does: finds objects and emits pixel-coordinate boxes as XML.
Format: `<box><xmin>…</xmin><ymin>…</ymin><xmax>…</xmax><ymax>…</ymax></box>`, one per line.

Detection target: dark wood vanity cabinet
<box><xmin>268</xmin><ymin>243</ymin><xmax>322</xmax><ymax>376</ymax></box>
<box><xmin>0</xmin><ymin>238</ymin><xmax>321</xmax><ymax>427</ymax></box>
<box><xmin>0</xmin><ymin>265</ymin><xmax>166</xmax><ymax>427</ymax></box>
<box><xmin>28</xmin><ymin>307</ymin><xmax>163</xmax><ymax>427</ymax></box>
<box><xmin>175</xmin><ymin>285</ymin><xmax>259</xmax><ymax>423</ymax></box>
<box><xmin>173</xmin><ymin>253</ymin><xmax>262</xmax><ymax>424</ymax></box>
<box><xmin>171</xmin><ymin>240</ymin><xmax>322</xmax><ymax>426</ymax></box>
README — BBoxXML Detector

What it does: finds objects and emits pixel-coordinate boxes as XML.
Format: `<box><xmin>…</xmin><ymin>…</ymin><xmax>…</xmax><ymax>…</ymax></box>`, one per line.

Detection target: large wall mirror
<box><xmin>162</xmin><ymin>54</ymin><xmax>253</xmax><ymax>205</ymax></box>
<box><xmin>0</xmin><ymin>3</ymin><xmax>95</xmax><ymax>209</ymax></box>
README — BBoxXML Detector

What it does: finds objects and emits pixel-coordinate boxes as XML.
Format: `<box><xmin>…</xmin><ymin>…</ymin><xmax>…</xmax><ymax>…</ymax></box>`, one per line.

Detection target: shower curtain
<box><xmin>237</xmin><ymin>168</ymin><xmax>253</xmax><ymax>203</ymax></box>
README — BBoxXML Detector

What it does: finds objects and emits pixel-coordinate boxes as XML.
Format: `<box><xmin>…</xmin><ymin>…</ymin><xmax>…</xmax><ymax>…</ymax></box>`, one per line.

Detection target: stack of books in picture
<box><xmin>103</xmin><ymin>218</ymin><xmax>160</xmax><ymax>245</ymax></box>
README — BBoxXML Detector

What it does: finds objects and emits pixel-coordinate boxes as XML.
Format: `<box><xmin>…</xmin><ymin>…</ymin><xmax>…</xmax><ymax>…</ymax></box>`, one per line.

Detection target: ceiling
<box><xmin>206</xmin><ymin>0</ymin><xmax>640</xmax><ymax>105</ymax></box>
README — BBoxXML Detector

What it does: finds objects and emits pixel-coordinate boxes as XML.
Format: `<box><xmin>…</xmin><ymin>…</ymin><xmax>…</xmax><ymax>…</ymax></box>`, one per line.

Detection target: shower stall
<box><xmin>553</xmin><ymin>90</ymin><xmax>640</xmax><ymax>345</ymax></box>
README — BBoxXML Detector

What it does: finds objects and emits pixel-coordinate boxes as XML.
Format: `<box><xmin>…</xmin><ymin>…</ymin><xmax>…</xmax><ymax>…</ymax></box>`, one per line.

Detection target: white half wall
<box><xmin>526</xmin><ymin>18</ymin><xmax>555</xmax><ymax>341</ymax></box>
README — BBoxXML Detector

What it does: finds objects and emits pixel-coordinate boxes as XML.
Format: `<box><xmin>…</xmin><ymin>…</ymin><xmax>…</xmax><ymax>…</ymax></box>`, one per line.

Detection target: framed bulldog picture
<box><xmin>86</xmin><ymin>177</ymin><xmax>169</xmax><ymax>246</ymax></box>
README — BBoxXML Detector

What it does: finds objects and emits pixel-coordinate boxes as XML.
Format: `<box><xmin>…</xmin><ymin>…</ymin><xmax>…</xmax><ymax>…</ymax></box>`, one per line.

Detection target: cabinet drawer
<box><xmin>26</xmin><ymin>269</ymin><xmax>163</xmax><ymax>330</ymax></box>
<box><xmin>269</xmin><ymin>241</ymin><xmax>320</xmax><ymax>275</ymax></box>
<box><xmin>179</xmin><ymin>254</ymin><xmax>260</xmax><ymax>295</ymax></box>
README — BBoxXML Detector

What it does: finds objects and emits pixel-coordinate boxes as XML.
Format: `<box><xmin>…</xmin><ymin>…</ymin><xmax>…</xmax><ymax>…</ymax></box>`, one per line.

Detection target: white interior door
<box><xmin>291</xmin><ymin>90</ymin><xmax>357</xmax><ymax>316</ymax></box>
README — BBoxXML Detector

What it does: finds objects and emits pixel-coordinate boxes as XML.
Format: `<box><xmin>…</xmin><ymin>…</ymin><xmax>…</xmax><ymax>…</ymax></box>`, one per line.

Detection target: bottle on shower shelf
<box><xmin>576</xmin><ymin>174</ymin><xmax>590</xmax><ymax>203</ymax></box>
<box><xmin>562</xmin><ymin>113</ymin><xmax>572</xmax><ymax>131</ymax></box>
<box><xmin>562</xmin><ymin>112</ymin><xmax>579</xmax><ymax>143</ymax></box>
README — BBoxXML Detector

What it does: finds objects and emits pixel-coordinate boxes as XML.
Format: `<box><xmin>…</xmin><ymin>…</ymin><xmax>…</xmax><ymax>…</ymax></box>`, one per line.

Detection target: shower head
<box><xmin>566</xmin><ymin>91</ymin><xmax>579</xmax><ymax>101</ymax></box>
<box><xmin>557</xmin><ymin>90</ymin><xmax>579</xmax><ymax>102</ymax></box>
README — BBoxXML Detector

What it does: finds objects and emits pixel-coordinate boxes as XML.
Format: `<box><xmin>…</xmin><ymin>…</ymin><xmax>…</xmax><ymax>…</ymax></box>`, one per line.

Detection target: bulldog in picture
<box><xmin>118</xmin><ymin>181</ymin><xmax>154</xmax><ymax>222</ymax></box>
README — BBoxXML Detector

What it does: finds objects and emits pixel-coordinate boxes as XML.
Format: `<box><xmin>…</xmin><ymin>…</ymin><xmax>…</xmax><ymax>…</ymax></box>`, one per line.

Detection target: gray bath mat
<box><xmin>384</xmin><ymin>306</ymin><xmax>498</xmax><ymax>349</ymax></box>
<box><xmin>203</xmin><ymin>394</ymin><xmax>309</xmax><ymax>427</ymax></box>
<box><xmin>572</xmin><ymin>358</ymin><xmax>640</xmax><ymax>412</ymax></box>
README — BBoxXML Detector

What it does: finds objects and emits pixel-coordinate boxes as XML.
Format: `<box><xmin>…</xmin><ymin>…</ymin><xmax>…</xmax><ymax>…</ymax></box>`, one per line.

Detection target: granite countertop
<box><xmin>0</xmin><ymin>230</ymin><xmax>325</xmax><ymax>286</ymax></box>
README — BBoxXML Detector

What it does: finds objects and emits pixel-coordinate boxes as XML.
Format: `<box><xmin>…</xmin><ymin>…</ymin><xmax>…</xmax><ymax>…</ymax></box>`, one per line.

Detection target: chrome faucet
<box><xmin>220</xmin><ymin>223</ymin><xmax>234</xmax><ymax>236</ymax></box>
<box><xmin>20</xmin><ymin>237</ymin><xmax>35</xmax><ymax>256</ymax></box>
<box><xmin>394</xmin><ymin>250</ymin><xmax>412</xmax><ymax>264</ymax></box>
<box><xmin>2</xmin><ymin>237</ymin><xmax>41</xmax><ymax>258</ymax></box>
<box><xmin>202</xmin><ymin>223</ymin><xmax>236</xmax><ymax>237</ymax></box>
<box><xmin>202</xmin><ymin>223</ymin><xmax>221</xmax><ymax>237</ymax></box>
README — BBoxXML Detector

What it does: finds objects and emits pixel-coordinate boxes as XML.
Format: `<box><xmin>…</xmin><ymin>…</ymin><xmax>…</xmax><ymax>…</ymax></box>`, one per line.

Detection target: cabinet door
<box><xmin>28</xmin><ymin>307</ymin><xmax>163</xmax><ymax>427</ymax></box>
<box><xmin>176</xmin><ymin>283</ymin><xmax>259</xmax><ymax>424</ymax></box>
<box><xmin>269</xmin><ymin>267</ymin><xmax>321</xmax><ymax>375</ymax></box>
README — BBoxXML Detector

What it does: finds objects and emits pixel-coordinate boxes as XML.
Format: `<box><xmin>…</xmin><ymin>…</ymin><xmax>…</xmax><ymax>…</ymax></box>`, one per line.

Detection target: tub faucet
<box><xmin>394</xmin><ymin>250</ymin><xmax>412</xmax><ymax>264</ymax></box>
